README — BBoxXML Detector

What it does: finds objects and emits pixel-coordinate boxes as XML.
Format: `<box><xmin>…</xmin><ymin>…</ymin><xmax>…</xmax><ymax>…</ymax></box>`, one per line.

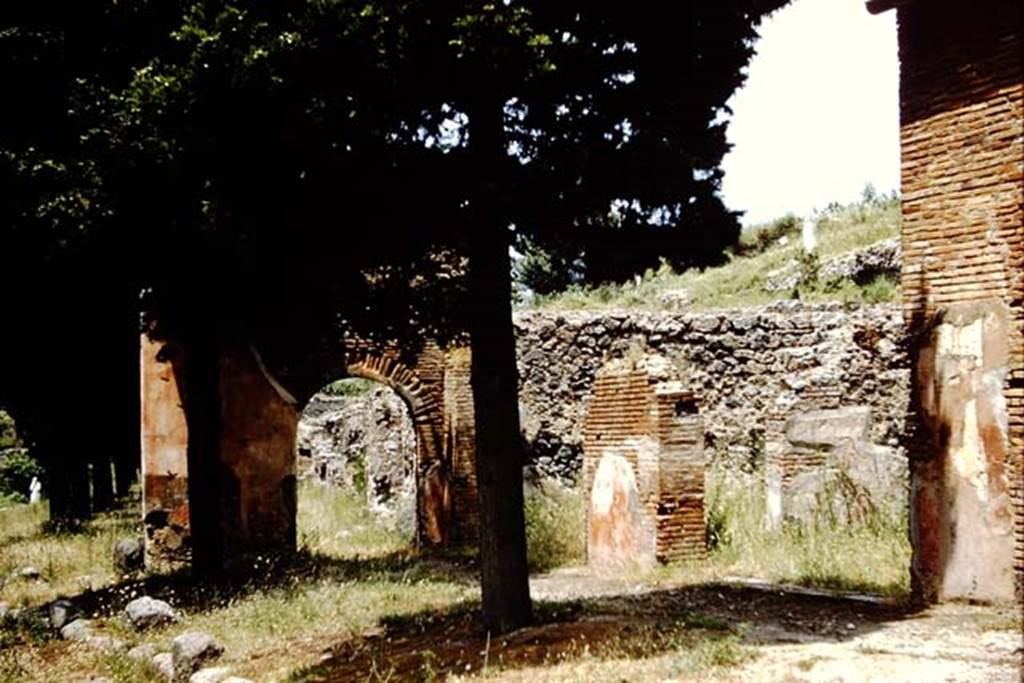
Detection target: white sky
<box><xmin>719</xmin><ymin>0</ymin><xmax>900</xmax><ymax>226</ymax></box>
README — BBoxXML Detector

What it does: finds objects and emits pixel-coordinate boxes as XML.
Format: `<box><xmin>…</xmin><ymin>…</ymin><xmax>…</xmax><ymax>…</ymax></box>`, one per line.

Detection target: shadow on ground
<box><xmin>290</xmin><ymin>577</ymin><xmax>925</xmax><ymax>682</ymax></box>
<box><xmin>1</xmin><ymin>548</ymin><xmax>479</xmax><ymax>644</ymax></box>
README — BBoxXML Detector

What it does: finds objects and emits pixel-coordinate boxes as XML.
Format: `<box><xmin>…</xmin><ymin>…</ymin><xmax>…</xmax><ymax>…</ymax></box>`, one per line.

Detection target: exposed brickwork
<box><xmin>443</xmin><ymin>348</ymin><xmax>480</xmax><ymax>544</ymax></box>
<box><xmin>896</xmin><ymin>0</ymin><xmax>1023</xmax><ymax>600</ymax></box>
<box><xmin>583</xmin><ymin>362</ymin><xmax>705</xmax><ymax>568</ymax></box>
<box><xmin>343</xmin><ymin>341</ymin><xmax>453</xmax><ymax>545</ymax></box>
<box><xmin>142</xmin><ymin>335</ymin><xmax>481</xmax><ymax>568</ymax></box>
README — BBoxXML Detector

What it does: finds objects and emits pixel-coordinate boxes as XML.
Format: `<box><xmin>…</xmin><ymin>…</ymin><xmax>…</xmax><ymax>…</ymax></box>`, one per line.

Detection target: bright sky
<box><xmin>719</xmin><ymin>0</ymin><xmax>900</xmax><ymax>226</ymax></box>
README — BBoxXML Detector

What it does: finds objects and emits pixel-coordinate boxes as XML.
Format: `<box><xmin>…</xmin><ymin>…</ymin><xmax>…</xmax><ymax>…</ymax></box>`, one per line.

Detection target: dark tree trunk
<box><xmin>68</xmin><ymin>454</ymin><xmax>91</xmax><ymax>519</ymax></box>
<box><xmin>182</xmin><ymin>335</ymin><xmax>225</xmax><ymax>576</ymax></box>
<box><xmin>114</xmin><ymin>452</ymin><xmax>137</xmax><ymax>498</ymax></box>
<box><xmin>466</xmin><ymin>95</ymin><xmax>533</xmax><ymax>634</ymax></box>
<box><xmin>46</xmin><ymin>453</ymin><xmax>72</xmax><ymax>521</ymax></box>
<box><xmin>91</xmin><ymin>455</ymin><xmax>114</xmax><ymax>511</ymax></box>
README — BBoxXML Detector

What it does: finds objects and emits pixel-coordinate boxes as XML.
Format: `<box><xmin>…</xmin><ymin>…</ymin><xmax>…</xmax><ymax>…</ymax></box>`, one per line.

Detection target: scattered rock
<box><xmin>0</xmin><ymin>601</ymin><xmax>8</xmax><ymax>619</ymax></box>
<box><xmin>113</xmin><ymin>537</ymin><xmax>146</xmax><ymax>574</ymax></box>
<box><xmin>17</xmin><ymin>566</ymin><xmax>41</xmax><ymax>580</ymax></box>
<box><xmin>189</xmin><ymin>667</ymin><xmax>233</xmax><ymax>683</ymax></box>
<box><xmin>49</xmin><ymin>598</ymin><xmax>75</xmax><ymax>631</ymax></box>
<box><xmin>86</xmin><ymin>635</ymin><xmax>127</xmax><ymax>653</ymax></box>
<box><xmin>60</xmin><ymin>618</ymin><xmax>94</xmax><ymax>641</ymax></box>
<box><xmin>171</xmin><ymin>631</ymin><xmax>224</xmax><ymax>682</ymax></box>
<box><xmin>221</xmin><ymin>678</ymin><xmax>254</xmax><ymax>683</ymax></box>
<box><xmin>125</xmin><ymin>596</ymin><xmax>178</xmax><ymax>630</ymax></box>
<box><xmin>153</xmin><ymin>652</ymin><xmax>175</xmax><ymax>680</ymax></box>
<box><xmin>127</xmin><ymin>643</ymin><xmax>161</xmax><ymax>661</ymax></box>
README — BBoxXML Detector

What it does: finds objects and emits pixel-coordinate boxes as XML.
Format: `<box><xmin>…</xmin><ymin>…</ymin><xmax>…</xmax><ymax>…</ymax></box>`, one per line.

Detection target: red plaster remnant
<box><xmin>142</xmin><ymin>334</ymin><xmax>481</xmax><ymax>570</ymax></box>
<box><xmin>912</xmin><ymin>303</ymin><xmax>1015</xmax><ymax>601</ymax></box>
<box><xmin>583</xmin><ymin>360</ymin><xmax>705</xmax><ymax>572</ymax></box>
<box><xmin>141</xmin><ymin>336</ymin><xmax>192</xmax><ymax>571</ymax></box>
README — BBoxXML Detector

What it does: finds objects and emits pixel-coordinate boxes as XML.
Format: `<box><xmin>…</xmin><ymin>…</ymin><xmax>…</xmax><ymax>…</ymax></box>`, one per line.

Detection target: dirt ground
<box><xmin>306</xmin><ymin>567</ymin><xmax>1023</xmax><ymax>683</ymax></box>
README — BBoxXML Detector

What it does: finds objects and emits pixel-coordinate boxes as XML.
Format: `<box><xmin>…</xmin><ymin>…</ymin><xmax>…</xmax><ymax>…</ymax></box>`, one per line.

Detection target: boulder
<box><xmin>60</xmin><ymin>618</ymin><xmax>93</xmax><ymax>642</ymax></box>
<box><xmin>113</xmin><ymin>538</ymin><xmax>146</xmax><ymax>574</ymax></box>
<box><xmin>17</xmin><ymin>566</ymin><xmax>41</xmax><ymax>580</ymax></box>
<box><xmin>85</xmin><ymin>635</ymin><xmax>127</xmax><ymax>653</ymax></box>
<box><xmin>153</xmin><ymin>652</ymin><xmax>175</xmax><ymax>680</ymax></box>
<box><xmin>784</xmin><ymin>406</ymin><xmax>871</xmax><ymax>448</ymax></box>
<box><xmin>171</xmin><ymin>631</ymin><xmax>224</xmax><ymax>682</ymax></box>
<box><xmin>127</xmin><ymin>643</ymin><xmax>161</xmax><ymax>662</ymax></box>
<box><xmin>49</xmin><ymin>598</ymin><xmax>75</xmax><ymax>631</ymax></box>
<box><xmin>125</xmin><ymin>596</ymin><xmax>178</xmax><ymax>630</ymax></box>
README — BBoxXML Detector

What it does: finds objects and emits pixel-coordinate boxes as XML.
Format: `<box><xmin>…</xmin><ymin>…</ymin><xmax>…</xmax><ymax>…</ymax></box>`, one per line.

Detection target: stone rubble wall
<box><xmin>764</xmin><ymin>238</ymin><xmax>901</xmax><ymax>293</ymax></box>
<box><xmin>297</xmin><ymin>302</ymin><xmax>911</xmax><ymax>532</ymax></box>
<box><xmin>297</xmin><ymin>386</ymin><xmax>417</xmax><ymax>537</ymax></box>
<box><xmin>514</xmin><ymin>301</ymin><xmax>910</xmax><ymax>490</ymax></box>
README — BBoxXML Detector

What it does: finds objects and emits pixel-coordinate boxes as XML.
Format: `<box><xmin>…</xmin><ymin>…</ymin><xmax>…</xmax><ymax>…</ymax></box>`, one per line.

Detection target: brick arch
<box><xmin>342</xmin><ymin>344</ymin><xmax>452</xmax><ymax>546</ymax></box>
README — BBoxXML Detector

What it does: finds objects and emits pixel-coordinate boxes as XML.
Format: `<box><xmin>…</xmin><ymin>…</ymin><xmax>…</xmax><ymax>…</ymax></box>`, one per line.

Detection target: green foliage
<box><xmin>523</xmin><ymin>482</ymin><xmax>586</xmax><ymax>572</ymax></box>
<box><xmin>737</xmin><ymin>213</ymin><xmax>802</xmax><ymax>256</ymax></box>
<box><xmin>527</xmin><ymin>193</ymin><xmax>900</xmax><ymax>311</ymax></box>
<box><xmin>0</xmin><ymin>412</ymin><xmax>41</xmax><ymax>504</ymax></box>
<box><xmin>0</xmin><ymin>411</ymin><xmax>19</xmax><ymax>450</ymax></box>
<box><xmin>321</xmin><ymin>378</ymin><xmax>377</xmax><ymax>397</ymax></box>
<box><xmin>795</xmin><ymin>248</ymin><xmax>820</xmax><ymax>289</ymax></box>
<box><xmin>0</xmin><ymin>451</ymin><xmax>43</xmax><ymax>505</ymax></box>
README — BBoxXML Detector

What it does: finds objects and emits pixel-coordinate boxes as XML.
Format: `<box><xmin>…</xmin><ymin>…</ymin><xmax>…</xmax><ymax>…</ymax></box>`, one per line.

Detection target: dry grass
<box><xmin>1</xmin><ymin>483</ymin><xmax>475</xmax><ymax>682</ymax></box>
<box><xmin>0</xmin><ymin>500</ymin><xmax>139</xmax><ymax>609</ymax></box>
<box><xmin>2</xmin><ymin>470</ymin><xmax>913</xmax><ymax>682</ymax></box>
<box><xmin>687</xmin><ymin>462</ymin><xmax>911</xmax><ymax>597</ymax></box>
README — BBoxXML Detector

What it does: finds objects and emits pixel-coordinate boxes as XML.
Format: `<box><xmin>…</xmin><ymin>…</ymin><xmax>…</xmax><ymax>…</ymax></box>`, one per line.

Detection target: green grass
<box><xmin>524</xmin><ymin>481</ymin><xmax>586</xmax><ymax>572</ymax></box>
<box><xmin>698</xmin><ymin>461</ymin><xmax>911</xmax><ymax>597</ymax></box>
<box><xmin>0</xmin><ymin>499</ymin><xmax>138</xmax><ymax>609</ymax></box>
<box><xmin>528</xmin><ymin>196</ymin><xmax>900</xmax><ymax>311</ymax></box>
<box><xmin>1</xmin><ymin>468</ymin><xmax>912</xmax><ymax>682</ymax></box>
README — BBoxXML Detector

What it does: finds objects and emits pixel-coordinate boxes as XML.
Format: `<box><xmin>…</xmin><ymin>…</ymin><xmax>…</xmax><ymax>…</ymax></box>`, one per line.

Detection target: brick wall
<box><xmin>897</xmin><ymin>0</ymin><xmax>1023</xmax><ymax>600</ymax></box>
<box><xmin>582</xmin><ymin>362</ymin><xmax>705</xmax><ymax>568</ymax></box>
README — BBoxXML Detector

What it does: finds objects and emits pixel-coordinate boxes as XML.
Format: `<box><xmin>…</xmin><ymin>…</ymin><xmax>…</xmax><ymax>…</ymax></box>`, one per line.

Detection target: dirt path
<box><xmin>530</xmin><ymin>568</ymin><xmax>1023</xmax><ymax>683</ymax></box>
<box><xmin>308</xmin><ymin>566</ymin><xmax>1021</xmax><ymax>682</ymax></box>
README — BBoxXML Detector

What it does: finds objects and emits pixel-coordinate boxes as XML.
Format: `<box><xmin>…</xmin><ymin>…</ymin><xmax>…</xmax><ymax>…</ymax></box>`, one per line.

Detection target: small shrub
<box><xmin>523</xmin><ymin>481</ymin><xmax>585</xmax><ymax>572</ymax></box>
<box><xmin>0</xmin><ymin>450</ymin><xmax>43</xmax><ymax>504</ymax></box>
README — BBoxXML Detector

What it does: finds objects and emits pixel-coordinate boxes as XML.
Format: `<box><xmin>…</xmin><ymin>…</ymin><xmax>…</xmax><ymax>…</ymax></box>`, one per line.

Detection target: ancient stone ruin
<box><xmin>136</xmin><ymin>0</ymin><xmax>1022</xmax><ymax>609</ymax></box>
<box><xmin>297</xmin><ymin>385</ymin><xmax>417</xmax><ymax>536</ymax></box>
<box><xmin>583</xmin><ymin>355</ymin><xmax>705</xmax><ymax>570</ymax></box>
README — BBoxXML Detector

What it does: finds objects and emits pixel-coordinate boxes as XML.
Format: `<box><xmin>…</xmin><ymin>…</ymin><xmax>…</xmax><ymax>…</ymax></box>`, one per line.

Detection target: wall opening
<box><xmin>296</xmin><ymin>377</ymin><xmax>418</xmax><ymax>555</ymax></box>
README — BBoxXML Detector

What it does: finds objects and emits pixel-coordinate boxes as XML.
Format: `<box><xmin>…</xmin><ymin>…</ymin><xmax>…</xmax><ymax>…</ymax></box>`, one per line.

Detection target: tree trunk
<box><xmin>466</xmin><ymin>90</ymin><xmax>533</xmax><ymax>632</ymax></box>
<box><xmin>68</xmin><ymin>454</ymin><xmax>91</xmax><ymax>520</ymax></box>
<box><xmin>114</xmin><ymin>452</ymin><xmax>137</xmax><ymax>498</ymax></box>
<box><xmin>91</xmin><ymin>455</ymin><xmax>114</xmax><ymax>511</ymax></box>
<box><xmin>46</xmin><ymin>452</ymin><xmax>72</xmax><ymax>521</ymax></box>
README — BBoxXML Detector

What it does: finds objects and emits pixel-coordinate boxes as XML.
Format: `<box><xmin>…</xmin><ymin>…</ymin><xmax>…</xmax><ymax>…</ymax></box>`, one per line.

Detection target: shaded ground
<box><xmin>296</xmin><ymin>568</ymin><xmax>1022</xmax><ymax>683</ymax></box>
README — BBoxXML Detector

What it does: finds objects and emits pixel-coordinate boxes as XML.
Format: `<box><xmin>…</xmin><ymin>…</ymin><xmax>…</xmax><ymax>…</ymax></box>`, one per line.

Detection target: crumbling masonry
<box><xmin>140</xmin><ymin>0</ymin><xmax>1022</xmax><ymax>606</ymax></box>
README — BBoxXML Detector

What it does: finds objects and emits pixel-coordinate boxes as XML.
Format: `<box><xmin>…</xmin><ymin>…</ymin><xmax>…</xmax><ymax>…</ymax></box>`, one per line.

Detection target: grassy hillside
<box><xmin>525</xmin><ymin>195</ymin><xmax>900</xmax><ymax>311</ymax></box>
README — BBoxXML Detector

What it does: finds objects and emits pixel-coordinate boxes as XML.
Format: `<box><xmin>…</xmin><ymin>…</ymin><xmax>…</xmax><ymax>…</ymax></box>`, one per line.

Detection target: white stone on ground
<box><xmin>125</xmin><ymin>596</ymin><xmax>179</xmax><ymax>630</ymax></box>
<box><xmin>188</xmin><ymin>667</ymin><xmax>233</xmax><ymax>683</ymax></box>
<box><xmin>60</xmin><ymin>618</ymin><xmax>93</xmax><ymax>641</ymax></box>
